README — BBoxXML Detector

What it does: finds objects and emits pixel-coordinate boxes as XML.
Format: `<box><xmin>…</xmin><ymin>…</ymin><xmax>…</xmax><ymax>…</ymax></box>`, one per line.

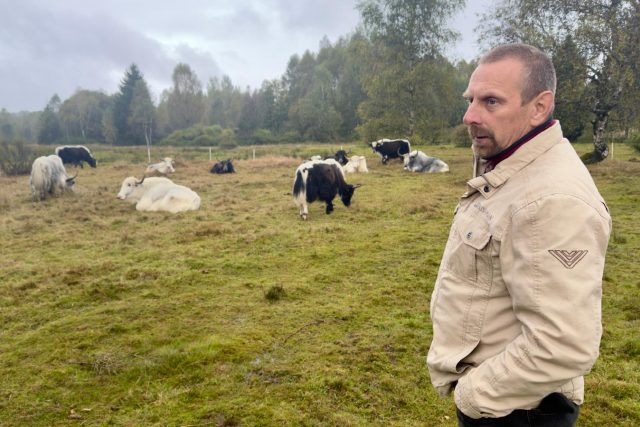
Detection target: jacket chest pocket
<box><xmin>444</xmin><ymin>215</ymin><xmax>493</xmax><ymax>287</ymax></box>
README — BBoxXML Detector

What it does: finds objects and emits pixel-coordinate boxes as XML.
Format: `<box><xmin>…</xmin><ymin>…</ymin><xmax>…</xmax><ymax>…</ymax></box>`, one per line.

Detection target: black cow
<box><xmin>369</xmin><ymin>138</ymin><xmax>411</xmax><ymax>164</ymax></box>
<box><xmin>292</xmin><ymin>159</ymin><xmax>361</xmax><ymax>220</ymax></box>
<box><xmin>331</xmin><ymin>149</ymin><xmax>349</xmax><ymax>166</ymax></box>
<box><xmin>210</xmin><ymin>159</ymin><xmax>235</xmax><ymax>174</ymax></box>
<box><xmin>55</xmin><ymin>145</ymin><xmax>97</xmax><ymax>168</ymax></box>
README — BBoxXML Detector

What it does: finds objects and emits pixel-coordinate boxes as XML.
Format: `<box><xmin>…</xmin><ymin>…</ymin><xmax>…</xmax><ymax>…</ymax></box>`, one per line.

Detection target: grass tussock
<box><xmin>0</xmin><ymin>143</ymin><xmax>638</xmax><ymax>426</ymax></box>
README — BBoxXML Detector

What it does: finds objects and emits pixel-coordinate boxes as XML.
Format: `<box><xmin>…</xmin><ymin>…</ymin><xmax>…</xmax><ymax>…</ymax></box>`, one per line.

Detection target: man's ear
<box><xmin>529</xmin><ymin>91</ymin><xmax>554</xmax><ymax>126</ymax></box>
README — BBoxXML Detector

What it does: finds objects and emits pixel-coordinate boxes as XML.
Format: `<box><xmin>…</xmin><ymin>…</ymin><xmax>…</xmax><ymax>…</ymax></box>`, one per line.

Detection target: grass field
<box><xmin>1</xmin><ymin>142</ymin><xmax>638</xmax><ymax>426</ymax></box>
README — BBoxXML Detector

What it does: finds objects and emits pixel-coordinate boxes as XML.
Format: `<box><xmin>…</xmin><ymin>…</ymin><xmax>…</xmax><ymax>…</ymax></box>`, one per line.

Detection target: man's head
<box><xmin>463</xmin><ymin>43</ymin><xmax>556</xmax><ymax>158</ymax></box>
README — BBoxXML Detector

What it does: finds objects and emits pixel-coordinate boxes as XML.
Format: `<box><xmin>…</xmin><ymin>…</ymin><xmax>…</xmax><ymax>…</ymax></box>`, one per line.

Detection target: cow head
<box><xmin>334</xmin><ymin>150</ymin><xmax>349</xmax><ymax>165</ymax></box>
<box><xmin>65</xmin><ymin>174</ymin><xmax>77</xmax><ymax>189</ymax></box>
<box><xmin>117</xmin><ymin>176</ymin><xmax>144</xmax><ymax>200</ymax></box>
<box><xmin>340</xmin><ymin>183</ymin><xmax>362</xmax><ymax>207</ymax></box>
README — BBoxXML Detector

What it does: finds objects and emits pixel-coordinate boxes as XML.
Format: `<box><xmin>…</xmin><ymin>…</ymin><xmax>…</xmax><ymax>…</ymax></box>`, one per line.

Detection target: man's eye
<box><xmin>486</xmin><ymin>98</ymin><xmax>498</xmax><ymax>106</ymax></box>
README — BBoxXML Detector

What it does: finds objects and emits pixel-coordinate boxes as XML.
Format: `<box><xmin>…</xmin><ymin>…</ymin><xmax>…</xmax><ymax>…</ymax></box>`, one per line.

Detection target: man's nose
<box><xmin>463</xmin><ymin>102</ymin><xmax>479</xmax><ymax>126</ymax></box>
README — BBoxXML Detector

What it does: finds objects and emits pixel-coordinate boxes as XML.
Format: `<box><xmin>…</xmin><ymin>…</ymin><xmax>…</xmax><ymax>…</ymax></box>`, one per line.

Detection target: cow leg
<box><xmin>299</xmin><ymin>203</ymin><xmax>308</xmax><ymax>220</ymax></box>
<box><xmin>325</xmin><ymin>201</ymin><xmax>334</xmax><ymax>214</ymax></box>
<box><xmin>382</xmin><ymin>157</ymin><xmax>388</xmax><ymax>164</ymax></box>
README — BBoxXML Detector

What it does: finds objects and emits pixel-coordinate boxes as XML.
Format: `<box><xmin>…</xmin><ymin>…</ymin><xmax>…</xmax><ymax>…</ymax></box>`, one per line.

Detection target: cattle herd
<box><xmin>28</xmin><ymin>139</ymin><xmax>449</xmax><ymax>218</ymax></box>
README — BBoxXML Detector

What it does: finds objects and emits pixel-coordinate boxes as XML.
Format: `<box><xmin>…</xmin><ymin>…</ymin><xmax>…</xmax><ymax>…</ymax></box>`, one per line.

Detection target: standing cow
<box><xmin>29</xmin><ymin>155</ymin><xmax>76</xmax><ymax>201</ymax></box>
<box><xmin>292</xmin><ymin>159</ymin><xmax>361</xmax><ymax>220</ymax></box>
<box><xmin>55</xmin><ymin>145</ymin><xmax>97</xmax><ymax>168</ymax></box>
<box><xmin>369</xmin><ymin>139</ymin><xmax>411</xmax><ymax>164</ymax></box>
<box><xmin>402</xmin><ymin>150</ymin><xmax>450</xmax><ymax>173</ymax></box>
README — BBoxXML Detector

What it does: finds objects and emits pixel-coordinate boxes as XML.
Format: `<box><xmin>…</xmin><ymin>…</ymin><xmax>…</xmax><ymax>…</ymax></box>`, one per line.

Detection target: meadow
<box><xmin>0</xmin><ymin>142</ymin><xmax>638</xmax><ymax>426</ymax></box>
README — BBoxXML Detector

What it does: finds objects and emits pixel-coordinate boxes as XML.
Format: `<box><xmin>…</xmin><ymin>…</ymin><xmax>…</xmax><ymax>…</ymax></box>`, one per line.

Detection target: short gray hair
<box><xmin>480</xmin><ymin>43</ymin><xmax>556</xmax><ymax>105</ymax></box>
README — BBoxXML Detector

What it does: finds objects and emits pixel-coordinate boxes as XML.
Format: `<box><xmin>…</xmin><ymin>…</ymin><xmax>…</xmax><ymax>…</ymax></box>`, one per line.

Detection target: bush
<box><xmin>449</xmin><ymin>124</ymin><xmax>471</xmax><ymax>147</ymax></box>
<box><xmin>627</xmin><ymin>133</ymin><xmax>640</xmax><ymax>153</ymax></box>
<box><xmin>0</xmin><ymin>139</ymin><xmax>36</xmax><ymax>176</ymax></box>
<box><xmin>159</xmin><ymin>125</ymin><xmax>237</xmax><ymax>147</ymax></box>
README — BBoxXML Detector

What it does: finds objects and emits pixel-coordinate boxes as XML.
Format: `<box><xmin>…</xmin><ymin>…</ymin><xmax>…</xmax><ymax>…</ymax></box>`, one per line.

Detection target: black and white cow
<box><xmin>369</xmin><ymin>138</ymin><xmax>411</xmax><ymax>164</ymax></box>
<box><xmin>309</xmin><ymin>150</ymin><xmax>349</xmax><ymax>165</ymax></box>
<box><xmin>210</xmin><ymin>159</ymin><xmax>235</xmax><ymax>174</ymax></box>
<box><xmin>402</xmin><ymin>150</ymin><xmax>450</xmax><ymax>173</ymax></box>
<box><xmin>292</xmin><ymin>159</ymin><xmax>361</xmax><ymax>220</ymax></box>
<box><xmin>55</xmin><ymin>145</ymin><xmax>97</xmax><ymax>168</ymax></box>
<box><xmin>331</xmin><ymin>149</ymin><xmax>349</xmax><ymax>166</ymax></box>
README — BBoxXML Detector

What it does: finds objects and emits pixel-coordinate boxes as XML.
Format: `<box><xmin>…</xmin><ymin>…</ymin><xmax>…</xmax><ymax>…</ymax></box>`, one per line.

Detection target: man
<box><xmin>427</xmin><ymin>43</ymin><xmax>611</xmax><ymax>426</ymax></box>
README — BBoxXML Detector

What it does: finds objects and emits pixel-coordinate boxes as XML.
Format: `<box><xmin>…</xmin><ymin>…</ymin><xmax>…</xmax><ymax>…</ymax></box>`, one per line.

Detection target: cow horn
<box><xmin>136</xmin><ymin>175</ymin><xmax>147</xmax><ymax>185</ymax></box>
<box><xmin>66</xmin><ymin>174</ymin><xmax>77</xmax><ymax>182</ymax></box>
<box><xmin>352</xmin><ymin>183</ymin><xmax>363</xmax><ymax>189</ymax></box>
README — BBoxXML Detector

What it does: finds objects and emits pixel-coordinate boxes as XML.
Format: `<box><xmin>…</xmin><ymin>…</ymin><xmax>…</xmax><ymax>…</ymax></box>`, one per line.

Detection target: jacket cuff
<box><xmin>454</xmin><ymin>376</ymin><xmax>483</xmax><ymax>419</ymax></box>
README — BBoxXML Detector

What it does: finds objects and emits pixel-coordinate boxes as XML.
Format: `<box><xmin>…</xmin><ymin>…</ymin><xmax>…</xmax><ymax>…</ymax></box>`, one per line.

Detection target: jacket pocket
<box><xmin>444</xmin><ymin>215</ymin><xmax>493</xmax><ymax>286</ymax></box>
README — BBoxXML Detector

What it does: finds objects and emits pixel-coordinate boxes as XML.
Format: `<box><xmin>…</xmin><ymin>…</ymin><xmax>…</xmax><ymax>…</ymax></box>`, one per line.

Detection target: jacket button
<box><xmin>484</xmin><ymin>185</ymin><xmax>490</xmax><ymax>192</ymax></box>
<box><xmin>466</xmin><ymin>232</ymin><xmax>473</xmax><ymax>239</ymax></box>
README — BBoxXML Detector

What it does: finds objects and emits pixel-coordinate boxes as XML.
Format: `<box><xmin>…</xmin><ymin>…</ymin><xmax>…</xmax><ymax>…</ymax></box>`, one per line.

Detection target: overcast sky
<box><xmin>0</xmin><ymin>0</ymin><xmax>493</xmax><ymax>113</ymax></box>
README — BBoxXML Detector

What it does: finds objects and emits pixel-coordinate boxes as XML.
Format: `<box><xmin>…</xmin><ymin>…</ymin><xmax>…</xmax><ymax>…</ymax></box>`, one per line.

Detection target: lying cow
<box><xmin>402</xmin><ymin>150</ymin><xmax>449</xmax><ymax>173</ymax></box>
<box><xmin>30</xmin><ymin>155</ymin><xmax>76</xmax><ymax>201</ymax></box>
<box><xmin>370</xmin><ymin>138</ymin><xmax>411</xmax><ymax>164</ymax></box>
<box><xmin>211</xmin><ymin>159</ymin><xmax>235</xmax><ymax>174</ymax></box>
<box><xmin>55</xmin><ymin>145</ymin><xmax>97</xmax><ymax>168</ymax></box>
<box><xmin>343</xmin><ymin>155</ymin><xmax>368</xmax><ymax>173</ymax></box>
<box><xmin>145</xmin><ymin>157</ymin><xmax>175</xmax><ymax>176</ymax></box>
<box><xmin>292</xmin><ymin>159</ymin><xmax>360</xmax><ymax>220</ymax></box>
<box><xmin>116</xmin><ymin>176</ymin><xmax>200</xmax><ymax>213</ymax></box>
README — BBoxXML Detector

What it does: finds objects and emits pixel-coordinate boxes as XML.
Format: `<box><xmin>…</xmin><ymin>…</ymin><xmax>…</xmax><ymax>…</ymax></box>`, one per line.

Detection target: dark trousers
<box><xmin>456</xmin><ymin>393</ymin><xmax>579</xmax><ymax>427</ymax></box>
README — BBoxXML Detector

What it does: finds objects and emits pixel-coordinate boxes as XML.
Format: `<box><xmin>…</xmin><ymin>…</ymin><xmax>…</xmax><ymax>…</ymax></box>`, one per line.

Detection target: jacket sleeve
<box><xmin>455</xmin><ymin>194</ymin><xmax>611</xmax><ymax>418</ymax></box>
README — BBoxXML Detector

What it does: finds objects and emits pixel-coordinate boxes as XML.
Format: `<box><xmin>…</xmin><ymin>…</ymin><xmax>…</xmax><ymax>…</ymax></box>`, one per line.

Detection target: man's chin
<box><xmin>472</xmin><ymin>142</ymin><xmax>492</xmax><ymax>158</ymax></box>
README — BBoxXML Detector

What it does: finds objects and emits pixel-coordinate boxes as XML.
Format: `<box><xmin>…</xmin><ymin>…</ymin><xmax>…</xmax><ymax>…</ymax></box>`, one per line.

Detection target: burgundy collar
<box><xmin>484</xmin><ymin>119</ymin><xmax>556</xmax><ymax>172</ymax></box>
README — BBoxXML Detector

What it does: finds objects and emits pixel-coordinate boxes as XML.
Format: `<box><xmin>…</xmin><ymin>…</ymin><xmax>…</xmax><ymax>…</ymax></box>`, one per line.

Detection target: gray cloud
<box><xmin>0</xmin><ymin>0</ymin><xmax>481</xmax><ymax>112</ymax></box>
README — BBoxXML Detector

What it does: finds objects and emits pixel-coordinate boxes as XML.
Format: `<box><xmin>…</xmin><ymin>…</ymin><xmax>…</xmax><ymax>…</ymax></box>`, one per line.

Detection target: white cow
<box><xmin>402</xmin><ymin>150</ymin><xmax>449</xmax><ymax>173</ymax></box>
<box><xmin>145</xmin><ymin>157</ymin><xmax>175</xmax><ymax>176</ymax></box>
<box><xmin>116</xmin><ymin>176</ymin><xmax>200</xmax><ymax>213</ymax></box>
<box><xmin>29</xmin><ymin>155</ymin><xmax>76</xmax><ymax>201</ymax></box>
<box><xmin>343</xmin><ymin>155</ymin><xmax>368</xmax><ymax>173</ymax></box>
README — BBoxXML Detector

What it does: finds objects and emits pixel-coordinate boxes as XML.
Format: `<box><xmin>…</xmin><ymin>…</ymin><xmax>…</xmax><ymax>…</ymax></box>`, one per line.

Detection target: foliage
<box><xmin>59</xmin><ymin>89</ymin><xmax>112</xmax><ymax>143</ymax></box>
<box><xmin>112</xmin><ymin>64</ymin><xmax>152</xmax><ymax>145</ymax></box>
<box><xmin>627</xmin><ymin>133</ymin><xmax>640</xmax><ymax>154</ymax></box>
<box><xmin>0</xmin><ymin>138</ymin><xmax>35</xmax><ymax>176</ymax></box>
<box><xmin>0</xmin><ymin>144</ymin><xmax>638</xmax><ymax>426</ymax></box>
<box><xmin>165</xmin><ymin>63</ymin><xmax>205</xmax><ymax>133</ymax></box>
<box><xmin>37</xmin><ymin>94</ymin><xmax>63</xmax><ymax>145</ymax></box>
<box><xmin>158</xmin><ymin>124</ymin><xmax>237</xmax><ymax>147</ymax></box>
<box><xmin>356</xmin><ymin>0</ymin><xmax>465</xmax><ymax>141</ymax></box>
<box><xmin>449</xmin><ymin>124</ymin><xmax>471</xmax><ymax>147</ymax></box>
<box><xmin>478</xmin><ymin>0</ymin><xmax>640</xmax><ymax>162</ymax></box>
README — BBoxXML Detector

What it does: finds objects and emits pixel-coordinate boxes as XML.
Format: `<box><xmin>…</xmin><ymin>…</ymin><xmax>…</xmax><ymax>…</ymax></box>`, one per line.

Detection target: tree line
<box><xmin>1</xmin><ymin>0</ymin><xmax>639</xmax><ymax>165</ymax></box>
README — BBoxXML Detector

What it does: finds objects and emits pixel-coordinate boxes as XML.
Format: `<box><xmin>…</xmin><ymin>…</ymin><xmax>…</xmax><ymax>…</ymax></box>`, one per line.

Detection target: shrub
<box><xmin>0</xmin><ymin>139</ymin><xmax>36</xmax><ymax>176</ymax></box>
<box><xmin>450</xmin><ymin>124</ymin><xmax>471</xmax><ymax>147</ymax></box>
<box><xmin>627</xmin><ymin>133</ymin><xmax>640</xmax><ymax>153</ymax></box>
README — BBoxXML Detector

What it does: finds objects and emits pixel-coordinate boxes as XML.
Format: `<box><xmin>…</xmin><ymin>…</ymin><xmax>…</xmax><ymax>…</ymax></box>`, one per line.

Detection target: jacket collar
<box><xmin>463</xmin><ymin>121</ymin><xmax>564</xmax><ymax>198</ymax></box>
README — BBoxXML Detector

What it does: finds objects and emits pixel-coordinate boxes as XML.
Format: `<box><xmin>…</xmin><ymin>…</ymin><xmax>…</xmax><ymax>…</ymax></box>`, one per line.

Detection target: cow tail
<box><xmin>294</xmin><ymin>169</ymin><xmax>309</xmax><ymax>197</ymax></box>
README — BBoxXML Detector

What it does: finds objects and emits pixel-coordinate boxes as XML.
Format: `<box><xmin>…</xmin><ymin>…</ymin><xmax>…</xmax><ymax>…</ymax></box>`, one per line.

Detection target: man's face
<box><xmin>462</xmin><ymin>58</ymin><xmax>536</xmax><ymax>158</ymax></box>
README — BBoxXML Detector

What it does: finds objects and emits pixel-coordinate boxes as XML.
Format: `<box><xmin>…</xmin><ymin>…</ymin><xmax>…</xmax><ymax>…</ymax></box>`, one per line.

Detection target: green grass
<box><xmin>0</xmin><ymin>142</ymin><xmax>638</xmax><ymax>426</ymax></box>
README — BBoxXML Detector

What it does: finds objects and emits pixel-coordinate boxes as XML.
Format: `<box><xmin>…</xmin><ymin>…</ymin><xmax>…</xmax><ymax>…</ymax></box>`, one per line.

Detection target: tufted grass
<box><xmin>0</xmin><ymin>142</ymin><xmax>638</xmax><ymax>426</ymax></box>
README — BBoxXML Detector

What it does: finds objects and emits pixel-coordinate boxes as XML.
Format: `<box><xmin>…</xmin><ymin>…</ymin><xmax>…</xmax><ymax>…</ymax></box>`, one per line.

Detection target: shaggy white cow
<box><xmin>117</xmin><ymin>176</ymin><xmax>200</xmax><ymax>213</ymax></box>
<box><xmin>144</xmin><ymin>157</ymin><xmax>175</xmax><ymax>176</ymax></box>
<box><xmin>29</xmin><ymin>155</ymin><xmax>76</xmax><ymax>201</ymax></box>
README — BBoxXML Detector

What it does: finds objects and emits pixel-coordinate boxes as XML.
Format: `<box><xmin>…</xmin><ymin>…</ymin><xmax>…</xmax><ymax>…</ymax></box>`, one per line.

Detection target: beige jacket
<box><xmin>427</xmin><ymin>122</ymin><xmax>611</xmax><ymax>418</ymax></box>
